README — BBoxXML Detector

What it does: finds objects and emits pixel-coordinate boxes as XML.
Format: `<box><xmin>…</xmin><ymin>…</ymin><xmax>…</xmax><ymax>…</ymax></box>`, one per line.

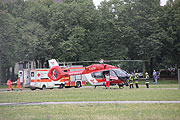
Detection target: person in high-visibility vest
<box><xmin>134</xmin><ymin>73</ymin><xmax>139</xmax><ymax>88</ymax></box>
<box><xmin>105</xmin><ymin>73</ymin><xmax>110</xmax><ymax>89</ymax></box>
<box><xmin>128</xmin><ymin>75</ymin><xmax>134</xmax><ymax>89</ymax></box>
<box><xmin>7</xmin><ymin>79</ymin><xmax>13</xmax><ymax>91</ymax></box>
<box><xmin>16</xmin><ymin>78</ymin><xmax>22</xmax><ymax>91</ymax></box>
<box><xmin>145</xmin><ymin>72</ymin><xmax>150</xmax><ymax>88</ymax></box>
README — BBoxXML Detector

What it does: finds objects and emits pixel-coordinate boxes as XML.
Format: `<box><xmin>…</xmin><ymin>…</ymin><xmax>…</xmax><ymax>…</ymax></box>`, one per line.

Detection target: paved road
<box><xmin>0</xmin><ymin>101</ymin><xmax>180</xmax><ymax>106</ymax></box>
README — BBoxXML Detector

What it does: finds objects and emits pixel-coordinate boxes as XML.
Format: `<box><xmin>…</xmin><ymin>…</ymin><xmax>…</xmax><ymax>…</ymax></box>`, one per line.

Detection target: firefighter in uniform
<box><xmin>128</xmin><ymin>75</ymin><xmax>134</xmax><ymax>89</ymax></box>
<box><xmin>7</xmin><ymin>79</ymin><xmax>13</xmax><ymax>91</ymax></box>
<box><xmin>145</xmin><ymin>72</ymin><xmax>150</xmax><ymax>88</ymax></box>
<box><xmin>16</xmin><ymin>78</ymin><xmax>22</xmax><ymax>91</ymax></box>
<box><xmin>134</xmin><ymin>73</ymin><xmax>139</xmax><ymax>88</ymax></box>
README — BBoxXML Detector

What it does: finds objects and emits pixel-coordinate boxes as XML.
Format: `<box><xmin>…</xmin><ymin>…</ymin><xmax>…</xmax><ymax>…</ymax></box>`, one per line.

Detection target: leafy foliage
<box><xmin>0</xmin><ymin>0</ymin><xmax>180</xmax><ymax>82</ymax></box>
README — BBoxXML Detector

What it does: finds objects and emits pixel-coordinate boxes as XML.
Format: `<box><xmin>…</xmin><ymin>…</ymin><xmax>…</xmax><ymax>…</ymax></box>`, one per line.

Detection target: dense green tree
<box><xmin>160</xmin><ymin>0</ymin><xmax>180</xmax><ymax>69</ymax></box>
<box><xmin>128</xmin><ymin>0</ymin><xmax>163</xmax><ymax>60</ymax></box>
<box><xmin>0</xmin><ymin>10</ymin><xmax>18</xmax><ymax>82</ymax></box>
<box><xmin>24</xmin><ymin>0</ymin><xmax>51</xmax><ymax>28</ymax></box>
<box><xmin>93</xmin><ymin>0</ymin><xmax>129</xmax><ymax>60</ymax></box>
<box><xmin>19</xmin><ymin>21</ymin><xmax>51</xmax><ymax>66</ymax></box>
<box><xmin>49</xmin><ymin>0</ymin><xmax>98</xmax><ymax>61</ymax></box>
<box><xmin>0</xmin><ymin>0</ymin><xmax>180</xmax><ymax>83</ymax></box>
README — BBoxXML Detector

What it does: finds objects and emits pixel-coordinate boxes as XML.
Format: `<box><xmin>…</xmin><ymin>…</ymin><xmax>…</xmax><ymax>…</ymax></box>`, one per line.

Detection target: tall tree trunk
<box><xmin>35</xmin><ymin>59</ymin><xmax>38</xmax><ymax>68</ymax></box>
<box><xmin>12</xmin><ymin>66</ymin><xmax>15</xmax><ymax>82</ymax></box>
<box><xmin>41</xmin><ymin>58</ymin><xmax>45</xmax><ymax>68</ymax></box>
<box><xmin>46</xmin><ymin>60</ymin><xmax>49</xmax><ymax>68</ymax></box>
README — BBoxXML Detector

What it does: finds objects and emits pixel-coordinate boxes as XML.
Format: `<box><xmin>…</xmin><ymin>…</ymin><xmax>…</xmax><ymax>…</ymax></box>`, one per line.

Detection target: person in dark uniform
<box><xmin>145</xmin><ymin>72</ymin><xmax>150</xmax><ymax>88</ymax></box>
<box><xmin>128</xmin><ymin>75</ymin><xmax>134</xmax><ymax>89</ymax></box>
<box><xmin>134</xmin><ymin>73</ymin><xmax>139</xmax><ymax>88</ymax></box>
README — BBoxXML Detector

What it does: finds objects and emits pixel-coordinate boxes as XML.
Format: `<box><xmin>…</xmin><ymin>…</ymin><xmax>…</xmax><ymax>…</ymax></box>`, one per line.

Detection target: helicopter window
<box><xmin>110</xmin><ymin>70</ymin><xmax>117</xmax><ymax>77</ymax></box>
<box><xmin>102</xmin><ymin>71</ymin><xmax>109</xmax><ymax>77</ymax></box>
<box><xmin>91</xmin><ymin>72</ymin><xmax>103</xmax><ymax>79</ymax></box>
<box><xmin>31</xmin><ymin>72</ymin><xmax>34</xmax><ymax>77</ymax></box>
<box><xmin>112</xmin><ymin>69</ymin><xmax>127</xmax><ymax>77</ymax></box>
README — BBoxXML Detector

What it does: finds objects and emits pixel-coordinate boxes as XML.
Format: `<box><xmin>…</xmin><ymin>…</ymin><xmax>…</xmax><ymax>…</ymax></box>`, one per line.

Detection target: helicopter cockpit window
<box><xmin>91</xmin><ymin>72</ymin><xmax>103</xmax><ymax>79</ymax></box>
<box><xmin>110</xmin><ymin>70</ymin><xmax>117</xmax><ymax>77</ymax></box>
<box><xmin>112</xmin><ymin>69</ymin><xmax>127</xmax><ymax>77</ymax></box>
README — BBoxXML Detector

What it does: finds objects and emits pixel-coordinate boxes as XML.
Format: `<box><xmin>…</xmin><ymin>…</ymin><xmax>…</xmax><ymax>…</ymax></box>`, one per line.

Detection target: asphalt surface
<box><xmin>0</xmin><ymin>101</ymin><xmax>180</xmax><ymax>106</ymax></box>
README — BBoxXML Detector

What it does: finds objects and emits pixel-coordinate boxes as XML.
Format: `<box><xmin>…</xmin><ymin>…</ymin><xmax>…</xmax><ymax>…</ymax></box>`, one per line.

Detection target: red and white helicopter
<box><xmin>48</xmin><ymin>59</ymin><xmax>129</xmax><ymax>88</ymax></box>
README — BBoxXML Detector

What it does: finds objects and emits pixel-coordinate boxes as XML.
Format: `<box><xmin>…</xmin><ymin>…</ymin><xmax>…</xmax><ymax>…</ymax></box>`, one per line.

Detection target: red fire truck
<box><xmin>63</xmin><ymin>66</ymin><xmax>87</xmax><ymax>88</ymax></box>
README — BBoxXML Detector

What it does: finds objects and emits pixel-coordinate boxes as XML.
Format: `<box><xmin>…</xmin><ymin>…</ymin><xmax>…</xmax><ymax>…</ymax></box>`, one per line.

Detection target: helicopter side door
<box><xmin>91</xmin><ymin>71</ymin><xmax>109</xmax><ymax>83</ymax></box>
<box><xmin>109</xmin><ymin>70</ymin><xmax>122</xmax><ymax>84</ymax></box>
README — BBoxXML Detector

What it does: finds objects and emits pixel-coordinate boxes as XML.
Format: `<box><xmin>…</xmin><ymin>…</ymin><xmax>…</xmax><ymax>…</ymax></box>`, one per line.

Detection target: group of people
<box><xmin>128</xmin><ymin>70</ymin><xmax>159</xmax><ymax>89</ymax></box>
<box><xmin>128</xmin><ymin>72</ymin><xmax>150</xmax><ymax>88</ymax></box>
<box><xmin>7</xmin><ymin>70</ymin><xmax>159</xmax><ymax>90</ymax></box>
<box><xmin>128</xmin><ymin>73</ymin><xmax>140</xmax><ymax>89</ymax></box>
<box><xmin>7</xmin><ymin>78</ymin><xmax>22</xmax><ymax>91</ymax></box>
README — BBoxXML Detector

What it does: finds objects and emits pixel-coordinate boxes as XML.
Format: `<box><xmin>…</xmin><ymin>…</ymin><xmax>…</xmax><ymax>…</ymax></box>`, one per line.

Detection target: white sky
<box><xmin>93</xmin><ymin>0</ymin><xmax>168</xmax><ymax>6</ymax></box>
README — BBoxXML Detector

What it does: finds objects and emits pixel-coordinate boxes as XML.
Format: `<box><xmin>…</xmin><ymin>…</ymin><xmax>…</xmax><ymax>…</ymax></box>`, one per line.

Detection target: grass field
<box><xmin>0</xmin><ymin>104</ymin><xmax>180</xmax><ymax>120</ymax></box>
<box><xmin>0</xmin><ymin>86</ymin><xmax>180</xmax><ymax>103</ymax></box>
<box><xmin>0</xmin><ymin>79</ymin><xmax>179</xmax><ymax>120</ymax></box>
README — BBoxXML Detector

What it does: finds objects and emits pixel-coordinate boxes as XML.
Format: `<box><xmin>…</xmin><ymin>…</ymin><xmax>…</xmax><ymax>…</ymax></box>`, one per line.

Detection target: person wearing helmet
<box><xmin>134</xmin><ymin>73</ymin><xmax>139</xmax><ymax>88</ymax></box>
<box><xmin>145</xmin><ymin>72</ymin><xmax>150</xmax><ymax>88</ymax></box>
<box><xmin>128</xmin><ymin>75</ymin><xmax>134</xmax><ymax>89</ymax></box>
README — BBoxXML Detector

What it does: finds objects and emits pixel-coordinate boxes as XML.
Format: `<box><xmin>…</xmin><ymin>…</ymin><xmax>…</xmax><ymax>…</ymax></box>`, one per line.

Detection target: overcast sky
<box><xmin>93</xmin><ymin>0</ymin><xmax>168</xmax><ymax>6</ymax></box>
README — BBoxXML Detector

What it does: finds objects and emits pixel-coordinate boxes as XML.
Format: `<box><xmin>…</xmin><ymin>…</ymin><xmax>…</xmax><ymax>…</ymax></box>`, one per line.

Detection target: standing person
<box><xmin>134</xmin><ymin>73</ymin><xmax>139</xmax><ymax>88</ymax></box>
<box><xmin>16</xmin><ymin>78</ymin><xmax>22</xmax><ymax>91</ymax></box>
<box><xmin>145</xmin><ymin>72</ymin><xmax>150</xmax><ymax>88</ymax></box>
<box><xmin>105</xmin><ymin>73</ymin><xmax>110</xmax><ymax>89</ymax></box>
<box><xmin>128</xmin><ymin>75</ymin><xmax>134</xmax><ymax>89</ymax></box>
<box><xmin>153</xmin><ymin>70</ymin><xmax>158</xmax><ymax>85</ymax></box>
<box><xmin>7</xmin><ymin>79</ymin><xmax>13</xmax><ymax>91</ymax></box>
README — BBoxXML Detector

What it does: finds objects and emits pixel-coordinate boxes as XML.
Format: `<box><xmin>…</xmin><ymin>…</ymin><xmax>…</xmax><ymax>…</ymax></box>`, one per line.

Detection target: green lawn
<box><xmin>0</xmin><ymin>104</ymin><xmax>180</xmax><ymax>120</ymax></box>
<box><xmin>138</xmin><ymin>78</ymin><xmax>178</xmax><ymax>84</ymax></box>
<box><xmin>0</xmin><ymin>86</ymin><xmax>180</xmax><ymax>103</ymax></box>
<box><xmin>0</xmin><ymin>80</ymin><xmax>180</xmax><ymax>120</ymax></box>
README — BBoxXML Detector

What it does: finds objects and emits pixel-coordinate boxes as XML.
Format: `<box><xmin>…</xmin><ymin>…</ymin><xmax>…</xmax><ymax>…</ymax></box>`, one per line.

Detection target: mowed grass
<box><xmin>0</xmin><ymin>104</ymin><xmax>180</xmax><ymax>120</ymax></box>
<box><xmin>0</xmin><ymin>80</ymin><xmax>180</xmax><ymax>120</ymax></box>
<box><xmin>0</xmin><ymin>86</ymin><xmax>180</xmax><ymax>103</ymax></box>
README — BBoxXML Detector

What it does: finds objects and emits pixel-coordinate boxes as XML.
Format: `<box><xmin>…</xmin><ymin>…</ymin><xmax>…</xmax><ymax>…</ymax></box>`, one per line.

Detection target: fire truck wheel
<box><xmin>30</xmin><ymin>87</ymin><xmax>36</xmax><ymax>90</ymax></box>
<box><xmin>75</xmin><ymin>81</ymin><xmax>81</xmax><ymax>88</ymax></box>
<box><xmin>41</xmin><ymin>85</ymin><xmax>46</xmax><ymax>90</ymax></box>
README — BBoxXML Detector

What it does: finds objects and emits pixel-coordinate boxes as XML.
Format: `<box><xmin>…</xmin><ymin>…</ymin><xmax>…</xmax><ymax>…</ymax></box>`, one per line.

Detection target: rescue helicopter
<box><xmin>48</xmin><ymin>59</ymin><xmax>129</xmax><ymax>88</ymax></box>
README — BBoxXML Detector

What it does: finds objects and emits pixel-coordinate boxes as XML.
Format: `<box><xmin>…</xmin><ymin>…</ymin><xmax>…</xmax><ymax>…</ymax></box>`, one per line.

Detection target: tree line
<box><xmin>0</xmin><ymin>0</ymin><xmax>180</xmax><ymax>83</ymax></box>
